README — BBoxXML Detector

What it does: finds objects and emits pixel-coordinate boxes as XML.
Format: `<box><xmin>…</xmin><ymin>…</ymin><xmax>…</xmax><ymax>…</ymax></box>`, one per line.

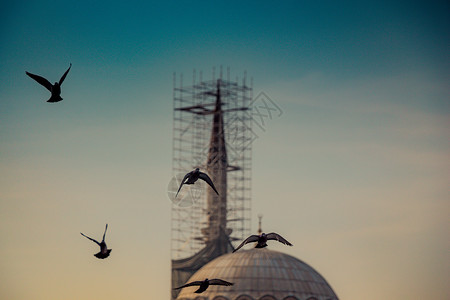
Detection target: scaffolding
<box><xmin>170</xmin><ymin>68</ymin><xmax>253</xmax><ymax>261</ymax></box>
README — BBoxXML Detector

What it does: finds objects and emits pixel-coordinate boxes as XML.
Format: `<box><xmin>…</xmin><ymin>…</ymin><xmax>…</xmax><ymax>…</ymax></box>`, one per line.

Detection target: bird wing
<box><xmin>233</xmin><ymin>235</ymin><xmax>260</xmax><ymax>252</ymax></box>
<box><xmin>198</xmin><ymin>172</ymin><xmax>219</xmax><ymax>195</ymax></box>
<box><xmin>266</xmin><ymin>233</ymin><xmax>293</xmax><ymax>246</ymax></box>
<box><xmin>59</xmin><ymin>63</ymin><xmax>72</xmax><ymax>85</ymax></box>
<box><xmin>209</xmin><ymin>279</ymin><xmax>233</xmax><ymax>286</ymax></box>
<box><xmin>102</xmin><ymin>224</ymin><xmax>108</xmax><ymax>242</ymax></box>
<box><xmin>26</xmin><ymin>72</ymin><xmax>52</xmax><ymax>91</ymax></box>
<box><xmin>173</xmin><ymin>281</ymin><xmax>203</xmax><ymax>290</ymax></box>
<box><xmin>175</xmin><ymin>171</ymin><xmax>191</xmax><ymax>197</ymax></box>
<box><xmin>80</xmin><ymin>232</ymin><xmax>101</xmax><ymax>246</ymax></box>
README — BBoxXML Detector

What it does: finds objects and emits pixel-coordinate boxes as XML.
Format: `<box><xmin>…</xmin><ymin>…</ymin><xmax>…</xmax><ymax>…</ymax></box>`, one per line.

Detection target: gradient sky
<box><xmin>1</xmin><ymin>1</ymin><xmax>449</xmax><ymax>299</ymax></box>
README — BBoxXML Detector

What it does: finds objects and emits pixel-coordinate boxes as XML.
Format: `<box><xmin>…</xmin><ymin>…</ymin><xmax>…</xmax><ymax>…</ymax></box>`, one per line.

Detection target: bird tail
<box><xmin>47</xmin><ymin>95</ymin><xmax>63</xmax><ymax>103</ymax></box>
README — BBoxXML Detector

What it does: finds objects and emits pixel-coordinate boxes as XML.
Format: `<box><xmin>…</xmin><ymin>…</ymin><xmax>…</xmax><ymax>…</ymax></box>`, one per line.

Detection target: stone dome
<box><xmin>176</xmin><ymin>248</ymin><xmax>338</xmax><ymax>300</ymax></box>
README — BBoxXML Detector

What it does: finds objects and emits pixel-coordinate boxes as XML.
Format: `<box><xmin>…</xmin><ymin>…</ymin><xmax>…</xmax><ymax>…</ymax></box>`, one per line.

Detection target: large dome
<box><xmin>176</xmin><ymin>248</ymin><xmax>338</xmax><ymax>300</ymax></box>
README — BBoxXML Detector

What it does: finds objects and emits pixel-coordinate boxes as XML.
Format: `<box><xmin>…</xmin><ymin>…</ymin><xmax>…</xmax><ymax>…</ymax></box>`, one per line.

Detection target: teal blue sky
<box><xmin>1</xmin><ymin>1</ymin><xmax>449</xmax><ymax>299</ymax></box>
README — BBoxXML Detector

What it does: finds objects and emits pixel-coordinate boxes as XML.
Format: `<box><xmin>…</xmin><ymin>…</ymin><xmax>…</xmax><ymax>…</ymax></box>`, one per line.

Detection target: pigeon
<box><xmin>80</xmin><ymin>224</ymin><xmax>112</xmax><ymax>259</ymax></box>
<box><xmin>26</xmin><ymin>63</ymin><xmax>71</xmax><ymax>102</ymax></box>
<box><xmin>176</xmin><ymin>168</ymin><xmax>219</xmax><ymax>197</ymax></box>
<box><xmin>233</xmin><ymin>232</ymin><xmax>292</xmax><ymax>253</ymax></box>
<box><xmin>174</xmin><ymin>278</ymin><xmax>233</xmax><ymax>293</ymax></box>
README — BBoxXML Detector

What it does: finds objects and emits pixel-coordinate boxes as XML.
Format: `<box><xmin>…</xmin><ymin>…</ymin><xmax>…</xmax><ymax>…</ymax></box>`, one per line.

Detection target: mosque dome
<box><xmin>176</xmin><ymin>248</ymin><xmax>338</xmax><ymax>300</ymax></box>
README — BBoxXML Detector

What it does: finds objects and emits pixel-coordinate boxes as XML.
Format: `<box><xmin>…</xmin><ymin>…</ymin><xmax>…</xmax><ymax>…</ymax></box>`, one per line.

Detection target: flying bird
<box><xmin>26</xmin><ymin>63</ymin><xmax>72</xmax><ymax>102</ymax></box>
<box><xmin>80</xmin><ymin>224</ymin><xmax>112</xmax><ymax>259</ymax></box>
<box><xmin>233</xmin><ymin>232</ymin><xmax>293</xmax><ymax>253</ymax></box>
<box><xmin>174</xmin><ymin>278</ymin><xmax>233</xmax><ymax>293</ymax></box>
<box><xmin>176</xmin><ymin>168</ymin><xmax>219</xmax><ymax>197</ymax></box>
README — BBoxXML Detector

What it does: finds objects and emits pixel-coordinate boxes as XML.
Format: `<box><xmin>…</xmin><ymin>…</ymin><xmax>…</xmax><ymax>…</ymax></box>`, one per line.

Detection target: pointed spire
<box><xmin>201</xmin><ymin>79</ymin><xmax>230</xmax><ymax>244</ymax></box>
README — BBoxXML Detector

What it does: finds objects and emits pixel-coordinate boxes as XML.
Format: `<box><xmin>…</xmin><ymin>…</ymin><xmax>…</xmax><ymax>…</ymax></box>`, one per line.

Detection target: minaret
<box><xmin>171</xmin><ymin>72</ymin><xmax>252</xmax><ymax>299</ymax></box>
<box><xmin>201</xmin><ymin>79</ymin><xmax>232</xmax><ymax>244</ymax></box>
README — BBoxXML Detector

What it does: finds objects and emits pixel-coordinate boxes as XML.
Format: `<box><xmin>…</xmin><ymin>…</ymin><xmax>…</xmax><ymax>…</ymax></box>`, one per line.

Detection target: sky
<box><xmin>1</xmin><ymin>0</ymin><xmax>449</xmax><ymax>299</ymax></box>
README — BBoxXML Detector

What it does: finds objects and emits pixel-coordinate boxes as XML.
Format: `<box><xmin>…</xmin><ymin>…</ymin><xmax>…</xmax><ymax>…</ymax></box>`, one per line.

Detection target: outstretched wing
<box><xmin>59</xmin><ymin>63</ymin><xmax>72</xmax><ymax>85</ymax></box>
<box><xmin>198</xmin><ymin>172</ymin><xmax>219</xmax><ymax>195</ymax></box>
<box><xmin>173</xmin><ymin>280</ymin><xmax>203</xmax><ymax>290</ymax></box>
<box><xmin>80</xmin><ymin>232</ymin><xmax>100</xmax><ymax>246</ymax></box>
<box><xmin>26</xmin><ymin>71</ymin><xmax>52</xmax><ymax>92</ymax></box>
<box><xmin>233</xmin><ymin>235</ymin><xmax>260</xmax><ymax>253</ymax></box>
<box><xmin>266</xmin><ymin>233</ymin><xmax>293</xmax><ymax>246</ymax></box>
<box><xmin>102</xmin><ymin>224</ymin><xmax>108</xmax><ymax>242</ymax></box>
<box><xmin>209</xmin><ymin>279</ymin><xmax>233</xmax><ymax>286</ymax></box>
<box><xmin>175</xmin><ymin>171</ymin><xmax>191</xmax><ymax>197</ymax></box>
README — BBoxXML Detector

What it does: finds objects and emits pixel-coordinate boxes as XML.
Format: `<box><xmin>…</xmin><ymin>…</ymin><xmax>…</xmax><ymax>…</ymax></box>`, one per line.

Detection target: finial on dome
<box><xmin>257</xmin><ymin>214</ymin><xmax>263</xmax><ymax>235</ymax></box>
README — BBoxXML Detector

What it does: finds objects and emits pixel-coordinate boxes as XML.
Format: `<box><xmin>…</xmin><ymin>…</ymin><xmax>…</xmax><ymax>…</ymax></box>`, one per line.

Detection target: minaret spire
<box><xmin>201</xmin><ymin>79</ymin><xmax>231</xmax><ymax>244</ymax></box>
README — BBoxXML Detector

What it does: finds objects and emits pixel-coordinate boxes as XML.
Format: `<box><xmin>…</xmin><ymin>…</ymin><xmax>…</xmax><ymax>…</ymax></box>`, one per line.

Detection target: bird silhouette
<box><xmin>80</xmin><ymin>224</ymin><xmax>111</xmax><ymax>259</ymax></box>
<box><xmin>26</xmin><ymin>63</ymin><xmax>71</xmax><ymax>102</ymax></box>
<box><xmin>233</xmin><ymin>232</ymin><xmax>293</xmax><ymax>253</ymax></box>
<box><xmin>174</xmin><ymin>278</ymin><xmax>233</xmax><ymax>293</ymax></box>
<box><xmin>176</xmin><ymin>168</ymin><xmax>219</xmax><ymax>197</ymax></box>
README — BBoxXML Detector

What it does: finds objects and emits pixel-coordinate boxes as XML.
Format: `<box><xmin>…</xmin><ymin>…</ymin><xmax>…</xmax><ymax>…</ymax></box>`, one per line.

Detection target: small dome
<box><xmin>176</xmin><ymin>248</ymin><xmax>338</xmax><ymax>300</ymax></box>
